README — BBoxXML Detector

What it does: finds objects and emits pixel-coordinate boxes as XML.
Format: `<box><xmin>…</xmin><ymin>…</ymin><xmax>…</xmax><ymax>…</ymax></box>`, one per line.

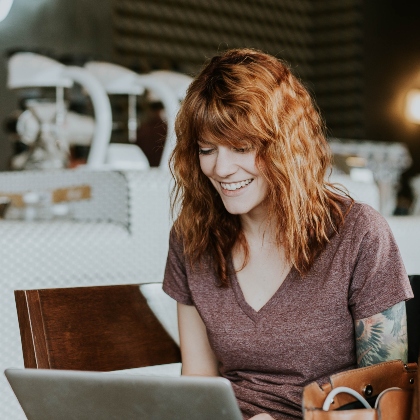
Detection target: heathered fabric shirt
<box><xmin>162</xmin><ymin>202</ymin><xmax>413</xmax><ymax>419</ymax></box>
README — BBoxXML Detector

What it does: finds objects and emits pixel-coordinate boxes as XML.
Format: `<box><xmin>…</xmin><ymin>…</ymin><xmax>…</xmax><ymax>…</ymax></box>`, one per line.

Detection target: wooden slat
<box><xmin>15</xmin><ymin>291</ymin><xmax>36</xmax><ymax>368</ymax></box>
<box><xmin>15</xmin><ymin>284</ymin><xmax>180</xmax><ymax>372</ymax></box>
<box><xmin>15</xmin><ymin>290</ymin><xmax>50</xmax><ymax>368</ymax></box>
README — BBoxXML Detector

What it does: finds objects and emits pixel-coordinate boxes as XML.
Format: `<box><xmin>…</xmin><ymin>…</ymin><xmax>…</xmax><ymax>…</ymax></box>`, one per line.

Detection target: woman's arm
<box><xmin>178</xmin><ymin>303</ymin><xmax>275</xmax><ymax>419</ymax></box>
<box><xmin>355</xmin><ymin>301</ymin><xmax>408</xmax><ymax>367</ymax></box>
<box><xmin>177</xmin><ymin>302</ymin><xmax>219</xmax><ymax>376</ymax></box>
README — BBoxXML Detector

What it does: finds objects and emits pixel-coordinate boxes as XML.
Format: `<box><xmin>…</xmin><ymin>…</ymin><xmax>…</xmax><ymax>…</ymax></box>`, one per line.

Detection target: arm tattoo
<box><xmin>355</xmin><ymin>301</ymin><xmax>408</xmax><ymax>367</ymax></box>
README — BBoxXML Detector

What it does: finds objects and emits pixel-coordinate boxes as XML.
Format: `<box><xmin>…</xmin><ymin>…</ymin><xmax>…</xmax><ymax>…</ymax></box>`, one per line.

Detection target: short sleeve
<box><xmin>348</xmin><ymin>205</ymin><xmax>413</xmax><ymax>320</ymax></box>
<box><xmin>162</xmin><ymin>227</ymin><xmax>194</xmax><ymax>305</ymax></box>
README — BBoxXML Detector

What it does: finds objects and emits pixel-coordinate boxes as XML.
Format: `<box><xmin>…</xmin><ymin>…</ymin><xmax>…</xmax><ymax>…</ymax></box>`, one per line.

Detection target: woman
<box><xmin>162</xmin><ymin>48</ymin><xmax>413</xmax><ymax>419</ymax></box>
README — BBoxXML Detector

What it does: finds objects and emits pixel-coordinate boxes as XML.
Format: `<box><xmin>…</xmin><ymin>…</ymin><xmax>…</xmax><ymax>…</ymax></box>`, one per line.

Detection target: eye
<box><xmin>198</xmin><ymin>147</ymin><xmax>215</xmax><ymax>155</ymax></box>
<box><xmin>233</xmin><ymin>147</ymin><xmax>250</xmax><ymax>153</ymax></box>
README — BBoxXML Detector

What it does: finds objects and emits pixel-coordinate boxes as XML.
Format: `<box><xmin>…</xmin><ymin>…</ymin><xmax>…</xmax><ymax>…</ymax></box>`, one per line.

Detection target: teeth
<box><xmin>221</xmin><ymin>179</ymin><xmax>252</xmax><ymax>191</ymax></box>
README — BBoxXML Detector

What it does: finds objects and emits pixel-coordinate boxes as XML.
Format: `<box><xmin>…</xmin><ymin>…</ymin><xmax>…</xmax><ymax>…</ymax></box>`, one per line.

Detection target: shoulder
<box><xmin>163</xmin><ymin>226</ymin><xmax>192</xmax><ymax>304</ymax></box>
<box><xmin>167</xmin><ymin>225</ymin><xmax>210</xmax><ymax>270</ymax></box>
<box><xmin>346</xmin><ymin>201</ymin><xmax>383</xmax><ymax>223</ymax></box>
<box><xmin>344</xmin><ymin>203</ymin><xmax>411</xmax><ymax>319</ymax></box>
<box><xmin>343</xmin><ymin>201</ymin><xmax>390</xmax><ymax>236</ymax></box>
<box><xmin>337</xmin><ymin>202</ymin><xmax>401</xmax><ymax>278</ymax></box>
<box><xmin>166</xmin><ymin>225</ymin><xmax>187</xmax><ymax>270</ymax></box>
<box><xmin>169</xmin><ymin>225</ymin><xmax>184</xmax><ymax>251</ymax></box>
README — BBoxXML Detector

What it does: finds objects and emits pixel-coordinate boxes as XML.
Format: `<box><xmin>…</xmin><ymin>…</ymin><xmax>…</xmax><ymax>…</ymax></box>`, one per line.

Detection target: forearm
<box><xmin>177</xmin><ymin>303</ymin><xmax>220</xmax><ymax>376</ymax></box>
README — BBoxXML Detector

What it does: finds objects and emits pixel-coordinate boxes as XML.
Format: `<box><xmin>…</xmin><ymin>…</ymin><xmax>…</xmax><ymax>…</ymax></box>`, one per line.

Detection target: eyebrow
<box><xmin>197</xmin><ymin>140</ymin><xmax>214</xmax><ymax>145</ymax></box>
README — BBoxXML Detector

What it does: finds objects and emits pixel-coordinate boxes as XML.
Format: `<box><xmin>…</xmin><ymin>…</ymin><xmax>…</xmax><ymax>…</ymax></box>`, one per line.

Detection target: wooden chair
<box><xmin>14</xmin><ymin>284</ymin><xmax>181</xmax><ymax>371</ymax></box>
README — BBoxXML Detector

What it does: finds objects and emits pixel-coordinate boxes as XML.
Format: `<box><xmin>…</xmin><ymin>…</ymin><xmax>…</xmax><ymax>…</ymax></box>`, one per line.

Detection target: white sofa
<box><xmin>0</xmin><ymin>169</ymin><xmax>174</xmax><ymax>419</ymax></box>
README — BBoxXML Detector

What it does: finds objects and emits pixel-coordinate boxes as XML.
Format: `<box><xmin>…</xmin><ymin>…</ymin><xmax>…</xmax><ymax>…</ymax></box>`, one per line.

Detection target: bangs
<box><xmin>191</xmin><ymin>94</ymin><xmax>267</xmax><ymax>150</ymax></box>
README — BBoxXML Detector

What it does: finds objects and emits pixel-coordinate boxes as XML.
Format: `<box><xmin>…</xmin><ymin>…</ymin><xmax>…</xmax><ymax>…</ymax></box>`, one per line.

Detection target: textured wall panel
<box><xmin>310</xmin><ymin>0</ymin><xmax>365</xmax><ymax>138</ymax></box>
<box><xmin>113</xmin><ymin>0</ymin><xmax>313</xmax><ymax>78</ymax></box>
<box><xmin>112</xmin><ymin>0</ymin><xmax>365</xmax><ymax>138</ymax></box>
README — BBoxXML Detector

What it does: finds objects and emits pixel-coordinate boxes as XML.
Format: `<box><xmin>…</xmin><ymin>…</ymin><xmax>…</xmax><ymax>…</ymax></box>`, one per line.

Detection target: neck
<box><xmin>240</xmin><ymin>212</ymin><xmax>276</xmax><ymax>247</ymax></box>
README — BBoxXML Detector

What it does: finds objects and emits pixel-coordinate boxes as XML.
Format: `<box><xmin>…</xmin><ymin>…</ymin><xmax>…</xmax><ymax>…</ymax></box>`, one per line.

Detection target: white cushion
<box><xmin>108</xmin><ymin>363</ymin><xmax>182</xmax><ymax>377</ymax></box>
<box><xmin>139</xmin><ymin>283</ymin><xmax>179</xmax><ymax>345</ymax></box>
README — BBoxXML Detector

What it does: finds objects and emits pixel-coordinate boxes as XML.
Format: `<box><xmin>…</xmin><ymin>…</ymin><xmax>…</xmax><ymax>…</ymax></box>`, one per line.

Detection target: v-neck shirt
<box><xmin>163</xmin><ymin>202</ymin><xmax>413</xmax><ymax>419</ymax></box>
<box><xmin>230</xmin><ymin>257</ymin><xmax>296</xmax><ymax>322</ymax></box>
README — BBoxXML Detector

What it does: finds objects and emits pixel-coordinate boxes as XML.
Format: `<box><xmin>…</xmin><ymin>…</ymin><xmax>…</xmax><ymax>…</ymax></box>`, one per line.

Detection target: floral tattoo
<box><xmin>355</xmin><ymin>301</ymin><xmax>408</xmax><ymax>367</ymax></box>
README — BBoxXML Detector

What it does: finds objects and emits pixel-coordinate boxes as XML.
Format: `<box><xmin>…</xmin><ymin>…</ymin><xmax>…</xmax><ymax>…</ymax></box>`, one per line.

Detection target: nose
<box><xmin>214</xmin><ymin>147</ymin><xmax>237</xmax><ymax>178</ymax></box>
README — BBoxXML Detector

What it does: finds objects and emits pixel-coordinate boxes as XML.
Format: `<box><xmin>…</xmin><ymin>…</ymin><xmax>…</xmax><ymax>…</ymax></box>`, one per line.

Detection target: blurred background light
<box><xmin>0</xmin><ymin>0</ymin><xmax>13</xmax><ymax>23</ymax></box>
<box><xmin>406</xmin><ymin>89</ymin><xmax>420</xmax><ymax>124</ymax></box>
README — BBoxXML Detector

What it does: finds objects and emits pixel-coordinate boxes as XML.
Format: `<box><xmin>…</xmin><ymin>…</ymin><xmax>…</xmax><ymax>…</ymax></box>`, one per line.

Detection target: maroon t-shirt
<box><xmin>163</xmin><ymin>202</ymin><xmax>413</xmax><ymax>419</ymax></box>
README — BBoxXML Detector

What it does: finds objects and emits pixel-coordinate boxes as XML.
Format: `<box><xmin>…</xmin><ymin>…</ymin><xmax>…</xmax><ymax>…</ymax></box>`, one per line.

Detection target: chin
<box><xmin>222</xmin><ymin>204</ymin><xmax>251</xmax><ymax>215</ymax></box>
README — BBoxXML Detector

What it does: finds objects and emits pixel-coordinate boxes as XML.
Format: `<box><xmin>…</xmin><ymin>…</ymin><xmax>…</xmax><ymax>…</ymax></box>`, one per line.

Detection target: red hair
<box><xmin>170</xmin><ymin>48</ymin><xmax>352</xmax><ymax>286</ymax></box>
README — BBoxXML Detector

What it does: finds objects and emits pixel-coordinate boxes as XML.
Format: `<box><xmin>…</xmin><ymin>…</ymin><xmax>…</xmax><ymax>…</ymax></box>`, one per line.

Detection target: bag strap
<box><xmin>303</xmin><ymin>360</ymin><xmax>417</xmax><ymax>411</ymax></box>
<box><xmin>322</xmin><ymin>386</ymin><xmax>371</xmax><ymax>411</ymax></box>
<box><xmin>411</xmin><ymin>353</ymin><xmax>420</xmax><ymax>420</ymax></box>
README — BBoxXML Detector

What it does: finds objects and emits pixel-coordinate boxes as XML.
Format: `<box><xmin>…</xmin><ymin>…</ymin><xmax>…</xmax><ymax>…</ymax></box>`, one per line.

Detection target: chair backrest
<box><xmin>14</xmin><ymin>284</ymin><xmax>181</xmax><ymax>371</ymax></box>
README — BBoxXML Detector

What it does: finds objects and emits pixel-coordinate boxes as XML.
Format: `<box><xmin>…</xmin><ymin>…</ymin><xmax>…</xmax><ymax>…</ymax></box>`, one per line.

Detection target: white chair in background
<box><xmin>105</xmin><ymin>143</ymin><xmax>150</xmax><ymax>171</ymax></box>
<box><xmin>83</xmin><ymin>61</ymin><xmax>150</xmax><ymax>170</ymax></box>
<box><xmin>7</xmin><ymin>53</ymin><xmax>113</xmax><ymax>169</ymax></box>
<box><xmin>0</xmin><ymin>0</ymin><xmax>14</xmax><ymax>23</ymax></box>
<box><xmin>149</xmin><ymin>70</ymin><xmax>193</xmax><ymax>102</ymax></box>
<box><xmin>147</xmin><ymin>70</ymin><xmax>193</xmax><ymax>168</ymax></box>
<box><xmin>85</xmin><ymin>62</ymin><xmax>193</xmax><ymax>171</ymax></box>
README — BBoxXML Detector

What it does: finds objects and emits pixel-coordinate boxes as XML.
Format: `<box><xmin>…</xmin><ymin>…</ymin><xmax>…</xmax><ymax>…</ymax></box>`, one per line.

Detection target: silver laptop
<box><xmin>5</xmin><ymin>368</ymin><xmax>243</xmax><ymax>420</ymax></box>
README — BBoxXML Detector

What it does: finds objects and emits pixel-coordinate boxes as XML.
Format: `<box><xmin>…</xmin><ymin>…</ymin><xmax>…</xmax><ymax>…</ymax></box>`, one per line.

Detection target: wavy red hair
<box><xmin>170</xmin><ymin>48</ymin><xmax>352</xmax><ymax>286</ymax></box>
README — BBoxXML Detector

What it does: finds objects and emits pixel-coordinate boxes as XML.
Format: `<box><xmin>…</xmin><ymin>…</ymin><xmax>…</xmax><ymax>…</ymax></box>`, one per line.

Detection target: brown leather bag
<box><xmin>302</xmin><ymin>360</ymin><xmax>417</xmax><ymax>420</ymax></box>
<box><xmin>411</xmin><ymin>355</ymin><xmax>420</xmax><ymax>420</ymax></box>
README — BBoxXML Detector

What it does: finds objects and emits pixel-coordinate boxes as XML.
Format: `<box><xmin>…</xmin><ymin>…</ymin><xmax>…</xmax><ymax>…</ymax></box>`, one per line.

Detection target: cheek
<box><xmin>199</xmin><ymin>156</ymin><xmax>213</xmax><ymax>177</ymax></box>
<box><xmin>242</xmin><ymin>153</ymin><xmax>259</xmax><ymax>174</ymax></box>
<box><xmin>255</xmin><ymin>173</ymin><xmax>269</xmax><ymax>198</ymax></box>
<box><xmin>260</xmin><ymin>179</ymin><xmax>269</xmax><ymax>197</ymax></box>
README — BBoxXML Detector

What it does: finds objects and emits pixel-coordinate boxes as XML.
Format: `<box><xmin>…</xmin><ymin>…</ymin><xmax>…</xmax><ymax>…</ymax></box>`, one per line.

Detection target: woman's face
<box><xmin>198</xmin><ymin>140</ymin><xmax>268</xmax><ymax>220</ymax></box>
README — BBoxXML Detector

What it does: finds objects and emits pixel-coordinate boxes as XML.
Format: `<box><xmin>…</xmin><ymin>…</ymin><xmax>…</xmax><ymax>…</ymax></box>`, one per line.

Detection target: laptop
<box><xmin>5</xmin><ymin>368</ymin><xmax>243</xmax><ymax>420</ymax></box>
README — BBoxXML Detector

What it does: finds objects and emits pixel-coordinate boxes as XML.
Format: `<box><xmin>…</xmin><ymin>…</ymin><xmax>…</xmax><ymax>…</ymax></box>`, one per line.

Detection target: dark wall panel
<box><xmin>112</xmin><ymin>0</ymin><xmax>365</xmax><ymax>140</ymax></box>
<box><xmin>113</xmin><ymin>0</ymin><xmax>313</xmax><ymax>78</ymax></box>
<box><xmin>310</xmin><ymin>0</ymin><xmax>365</xmax><ymax>139</ymax></box>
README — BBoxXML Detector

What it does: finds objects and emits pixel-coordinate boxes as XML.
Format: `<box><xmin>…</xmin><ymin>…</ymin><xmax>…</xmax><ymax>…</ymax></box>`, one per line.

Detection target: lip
<box><xmin>219</xmin><ymin>179</ymin><xmax>253</xmax><ymax>197</ymax></box>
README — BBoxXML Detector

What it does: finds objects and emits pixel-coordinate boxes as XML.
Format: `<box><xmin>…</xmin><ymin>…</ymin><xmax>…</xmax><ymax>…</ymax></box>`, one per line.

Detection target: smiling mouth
<box><xmin>220</xmin><ymin>179</ymin><xmax>253</xmax><ymax>191</ymax></box>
